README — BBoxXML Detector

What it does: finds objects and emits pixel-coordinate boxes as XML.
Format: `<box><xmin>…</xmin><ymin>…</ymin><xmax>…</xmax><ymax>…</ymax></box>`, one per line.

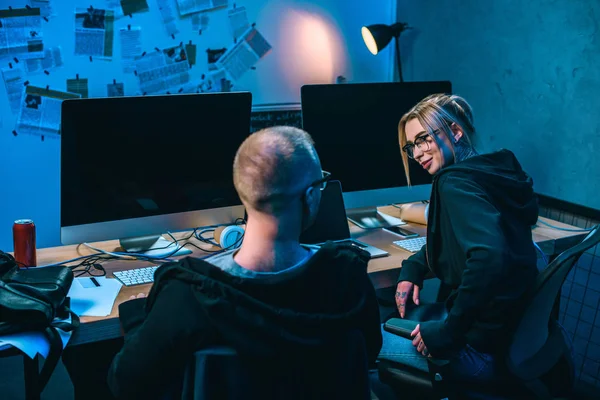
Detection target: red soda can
<box><xmin>13</xmin><ymin>219</ymin><xmax>37</xmax><ymax>267</ymax></box>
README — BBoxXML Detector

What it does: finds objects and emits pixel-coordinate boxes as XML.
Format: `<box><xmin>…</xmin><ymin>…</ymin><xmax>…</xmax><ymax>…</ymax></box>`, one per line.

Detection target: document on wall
<box><xmin>74</xmin><ymin>7</ymin><xmax>115</xmax><ymax>59</ymax></box>
<box><xmin>16</xmin><ymin>85</ymin><xmax>81</xmax><ymax>138</ymax></box>
<box><xmin>156</xmin><ymin>0</ymin><xmax>179</xmax><ymax>37</ymax></box>
<box><xmin>215</xmin><ymin>26</ymin><xmax>271</xmax><ymax>81</ymax></box>
<box><xmin>176</xmin><ymin>0</ymin><xmax>228</xmax><ymax>16</ymax></box>
<box><xmin>191</xmin><ymin>11</ymin><xmax>209</xmax><ymax>34</ymax></box>
<box><xmin>228</xmin><ymin>5</ymin><xmax>248</xmax><ymax>42</ymax></box>
<box><xmin>107</xmin><ymin>81</ymin><xmax>124</xmax><ymax>96</ymax></box>
<box><xmin>28</xmin><ymin>0</ymin><xmax>54</xmax><ymax>17</ymax></box>
<box><xmin>1</xmin><ymin>66</ymin><xmax>26</xmax><ymax>115</ymax></box>
<box><xmin>120</xmin><ymin>0</ymin><xmax>150</xmax><ymax>16</ymax></box>
<box><xmin>135</xmin><ymin>44</ymin><xmax>190</xmax><ymax>94</ymax></box>
<box><xmin>0</xmin><ymin>7</ymin><xmax>44</xmax><ymax>63</ymax></box>
<box><xmin>66</xmin><ymin>77</ymin><xmax>89</xmax><ymax>98</ymax></box>
<box><xmin>120</xmin><ymin>26</ymin><xmax>142</xmax><ymax>73</ymax></box>
<box><xmin>104</xmin><ymin>0</ymin><xmax>125</xmax><ymax>18</ymax></box>
<box><xmin>24</xmin><ymin>46</ymin><xmax>63</xmax><ymax>74</ymax></box>
<box><xmin>185</xmin><ymin>41</ymin><xmax>196</xmax><ymax>67</ymax></box>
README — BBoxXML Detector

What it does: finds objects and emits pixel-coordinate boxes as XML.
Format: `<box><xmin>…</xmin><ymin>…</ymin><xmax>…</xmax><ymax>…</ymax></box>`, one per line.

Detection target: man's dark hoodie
<box><xmin>107</xmin><ymin>242</ymin><xmax>382</xmax><ymax>399</ymax></box>
<box><xmin>398</xmin><ymin>149</ymin><xmax>539</xmax><ymax>357</ymax></box>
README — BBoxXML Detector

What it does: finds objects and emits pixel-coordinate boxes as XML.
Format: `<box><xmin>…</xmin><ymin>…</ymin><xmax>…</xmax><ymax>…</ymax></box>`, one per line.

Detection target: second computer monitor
<box><xmin>301</xmin><ymin>81</ymin><xmax>452</xmax><ymax>210</ymax></box>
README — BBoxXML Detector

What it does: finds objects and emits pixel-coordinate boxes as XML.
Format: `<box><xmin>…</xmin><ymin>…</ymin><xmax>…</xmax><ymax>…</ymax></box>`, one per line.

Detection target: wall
<box><xmin>0</xmin><ymin>0</ymin><xmax>397</xmax><ymax>251</ymax></box>
<box><xmin>396</xmin><ymin>0</ymin><xmax>600</xmax><ymax>210</ymax></box>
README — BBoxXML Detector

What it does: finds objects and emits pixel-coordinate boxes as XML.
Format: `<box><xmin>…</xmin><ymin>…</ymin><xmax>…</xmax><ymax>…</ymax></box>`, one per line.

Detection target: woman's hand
<box><xmin>395</xmin><ymin>281</ymin><xmax>420</xmax><ymax>318</ymax></box>
<box><xmin>411</xmin><ymin>324</ymin><xmax>431</xmax><ymax>357</ymax></box>
<box><xmin>129</xmin><ymin>292</ymin><xmax>146</xmax><ymax>301</ymax></box>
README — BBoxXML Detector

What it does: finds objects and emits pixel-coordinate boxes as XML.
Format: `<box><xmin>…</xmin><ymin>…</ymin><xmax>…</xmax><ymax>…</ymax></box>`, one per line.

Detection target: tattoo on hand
<box><xmin>400</xmin><ymin>291</ymin><xmax>407</xmax><ymax>299</ymax></box>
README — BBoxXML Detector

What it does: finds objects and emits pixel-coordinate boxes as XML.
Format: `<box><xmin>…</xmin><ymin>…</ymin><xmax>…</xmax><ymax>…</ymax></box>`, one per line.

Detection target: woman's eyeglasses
<box><xmin>402</xmin><ymin>129</ymin><xmax>439</xmax><ymax>160</ymax></box>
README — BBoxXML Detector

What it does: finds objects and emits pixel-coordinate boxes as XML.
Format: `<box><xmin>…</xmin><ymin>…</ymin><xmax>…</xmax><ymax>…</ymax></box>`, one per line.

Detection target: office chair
<box><xmin>378</xmin><ymin>225</ymin><xmax>600</xmax><ymax>399</ymax></box>
<box><xmin>166</xmin><ymin>330</ymin><xmax>371</xmax><ymax>400</ymax></box>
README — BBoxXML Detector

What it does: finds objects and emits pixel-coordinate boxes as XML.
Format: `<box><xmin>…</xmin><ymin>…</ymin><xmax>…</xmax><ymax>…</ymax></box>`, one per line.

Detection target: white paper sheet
<box><xmin>120</xmin><ymin>26</ymin><xmax>142</xmax><ymax>73</ymax></box>
<box><xmin>0</xmin><ymin>316</ymin><xmax>73</xmax><ymax>359</ymax></box>
<box><xmin>74</xmin><ymin>7</ymin><xmax>115</xmax><ymax>59</ymax></box>
<box><xmin>16</xmin><ymin>85</ymin><xmax>81</xmax><ymax>138</ymax></box>
<box><xmin>176</xmin><ymin>0</ymin><xmax>227</xmax><ymax>16</ymax></box>
<box><xmin>228</xmin><ymin>5</ymin><xmax>248</xmax><ymax>42</ymax></box>
<box><xmin>68</xmin><ymin>276</ymin><xmax>123</xmax><ymax>317</ymax></box>
<box><xmin>24</xmin><ymin>46</ymin><xmax>63</xmax><ymax>74</ymax></box>
<box><xmin>0</xmin><ymin>7</ymin><xmax>45</xmax><ymax>63</ymax></box>
<box><xmin>1</xmin><ymin>66</ymin><xmax>26</xmax><ymax>115</ymax></box>
<box><xmin>216</xmin><ymin>26</ymin><xmax>271</xmax><ymax>81</ymax></box>
<box><xmin>135</xmin><ymin>44</ymin><xmax>190</xmax><ymax>94</ymax></box>
<box><xmin>156</xmin><ymin>0</ymin><xmax>179</xmax><ymax>37</ymax></box>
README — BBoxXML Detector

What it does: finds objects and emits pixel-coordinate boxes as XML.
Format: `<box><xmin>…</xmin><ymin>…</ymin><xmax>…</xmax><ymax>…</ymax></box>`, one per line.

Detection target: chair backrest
<box><xmin>508</xmin><ymin>225</ymin><xmax>600</xmax><ymax>369</ymax></box>
<box><xmin>173</xmin><ymin>330</ymin><xmax>371</xmax><ymax>400</ymax></box>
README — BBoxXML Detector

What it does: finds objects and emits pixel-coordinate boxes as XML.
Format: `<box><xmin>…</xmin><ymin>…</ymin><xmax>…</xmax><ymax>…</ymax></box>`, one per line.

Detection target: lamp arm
<box><xmin>395</xmin><ymin>36</ymin><xmax>403</xmax><ymax>83</ymax></box>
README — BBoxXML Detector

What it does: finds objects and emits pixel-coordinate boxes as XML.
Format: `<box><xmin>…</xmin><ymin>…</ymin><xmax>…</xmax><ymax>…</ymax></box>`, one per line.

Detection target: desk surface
<box><xmin>37</xmin><ymin>206</ymin><xmax>585</xmax><ymax>325</ymax></box>
<box><xmin>34</xmin><ymin>207</ymin><xmax>586</xmax><ymax>345</ymax></box>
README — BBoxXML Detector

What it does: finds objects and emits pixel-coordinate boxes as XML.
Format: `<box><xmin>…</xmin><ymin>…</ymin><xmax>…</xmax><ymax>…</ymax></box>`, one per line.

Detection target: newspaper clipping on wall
<box><xmin>228</xmin><ymin>5</ymin><xmax>248</xmax><ymax>42</ymax></box>
<box><xmin>28</xmin><ymin>0</ymin><xmax>54</xmax><ymax>17</ymax></box>
<box><xmin>74</xmin><ymin>7</ymin><xmax>114</xmax><ymax>59</ymax></box>
<box><xmin>215</xmin><ymin>26</ymin><xmax>271</xmax><ymax>81</ymax></box>
<box><xmin>156</xmin><ymin>0</ymin><xmax>179</xmax><ymax>37</ymax></box>
<box><xmin>135</xmin><ymin>44</ymin><xmax>191</xmax><ymax>94</ymax></box>
<box><xmin>16</xmin><ymin>85</ymin><xmax>81</xmax><ymax>138</ymax></box>
<box><xmin>0</xmin><ymin>7</ymin><xmax>44</xmax><ymax>63</ymax></box>
<box><xmin>24</xmin><ymin>46</ymin><xmax>63</xmax><ymax>74</ymax></box>
<box><xmin>1</xmin><ymin>66</ymin><xmax>26</xmax><ymax>115</ymax></box>
<box><xmin>120</xmin><ymin>26</ymin><xmax>142</xmax><ymax>73</ymax></box>
<box><xmin>176</xmin><ymin>0</ymin><xmax>228</xmax><ymax>16</ymax></box>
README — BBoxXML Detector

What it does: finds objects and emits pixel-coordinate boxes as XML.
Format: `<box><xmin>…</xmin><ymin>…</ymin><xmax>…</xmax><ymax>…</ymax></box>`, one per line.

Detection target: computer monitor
<box><xmin>300</xmin><ymin>81</ymin><xmax>452</xmax><ymax>228</ymax></box>
<box><xmin>60</xmin><ymin>92</ymin><xmax>252</xmax><ymax>252</ymax></box>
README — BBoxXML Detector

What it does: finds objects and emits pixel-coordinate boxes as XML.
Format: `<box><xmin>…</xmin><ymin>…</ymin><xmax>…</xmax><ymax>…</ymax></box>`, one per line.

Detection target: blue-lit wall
<box><xmin>0</xmin><ymin>0</ymin><xmax>397</xmax><ymax>252</ymax></box>
<box><xmin>397</xmin><ymin>0</ymin><xmax>600</xmax><ymax>210</ymax></box>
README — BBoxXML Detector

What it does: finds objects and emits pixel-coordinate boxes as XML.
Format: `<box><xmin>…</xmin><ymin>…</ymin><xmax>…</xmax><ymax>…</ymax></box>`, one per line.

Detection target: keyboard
<box><xmin>113</xmin><ymin>266</ymin><xmax>159</xmax><ymax>286</ymax></box>
<box><xmin>392</xmin><ymin>236</ymin><xmax>427</xmax><ymax>253</ymax></box>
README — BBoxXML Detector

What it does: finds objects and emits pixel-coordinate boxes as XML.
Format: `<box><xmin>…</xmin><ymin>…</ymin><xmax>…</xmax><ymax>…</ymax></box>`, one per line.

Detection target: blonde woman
<box><xmin>379</xmin><ymin>94</ymin><xmax>539</xmax><ymax>388</ymax></box>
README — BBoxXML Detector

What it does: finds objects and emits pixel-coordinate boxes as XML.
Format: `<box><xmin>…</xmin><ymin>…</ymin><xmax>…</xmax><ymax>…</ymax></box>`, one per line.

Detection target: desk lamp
<box><xmin>361</xmin><ymin>22</ymin><xmax>410</xmax><ymax>82</ymax></box>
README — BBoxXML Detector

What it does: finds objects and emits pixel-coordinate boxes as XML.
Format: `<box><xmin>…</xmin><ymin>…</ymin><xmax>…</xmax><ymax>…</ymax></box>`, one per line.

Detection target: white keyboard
<box><xmin>392</xmin><ymin>237</ymin><xmax>427</xmax><ymax>253</ymax></box>
<box><xmin>113</xmin><ymin>266</ymin><xmax>159</xmax><ymax>286</ymax></box>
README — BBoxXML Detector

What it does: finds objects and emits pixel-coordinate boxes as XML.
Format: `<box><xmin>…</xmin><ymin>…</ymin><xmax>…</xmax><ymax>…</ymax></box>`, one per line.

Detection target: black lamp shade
<box><xmin>361</xmin><ymin>24</ymin><xmax>394</xmax><ymax>55</ymax></box>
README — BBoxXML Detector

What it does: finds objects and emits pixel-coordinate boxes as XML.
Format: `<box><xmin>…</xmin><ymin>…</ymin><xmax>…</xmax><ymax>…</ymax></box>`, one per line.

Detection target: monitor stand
<box><xmin>346</xmin><ymin>207</ymin><xmax>405</xmax><ymax>229</ymax></box>
<box><xmin>119</xmin><ymin>235</ymin><xmax>193</xmax><ymax>258</ymax></box>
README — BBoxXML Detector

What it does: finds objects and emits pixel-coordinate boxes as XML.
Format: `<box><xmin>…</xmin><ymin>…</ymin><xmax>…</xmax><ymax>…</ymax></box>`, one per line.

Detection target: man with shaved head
<box><xmin>106</xmin><ymin>126</ymin><xmax>382</xmax><ymax>399</ymax></box>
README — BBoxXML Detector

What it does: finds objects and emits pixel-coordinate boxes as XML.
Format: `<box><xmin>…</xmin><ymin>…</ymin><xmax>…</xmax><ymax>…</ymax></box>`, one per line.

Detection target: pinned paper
<box><xmin>107</xmin><ymin>81</ymin><xmax>124</xmax><ymax>96</ymax></box>
<box><xmin>120</xmin><ymin>26</ymin><xmax>142</xmax><ymax>73</ymax></box>
<box><xmin>185</xmin><ymin>42</ymin><xmax>197</xmax><ymax>67</ymax></box>
<box><xmin>191</xmin><ymin>11</ymin><xmax>209</xmax><ymax>34</ymax></box>
<box><xmin>16</xmin><ymin>85</ymin><xmax>81</xmax><ymax>138</ymax></box>
<box><xmin>216</xmin><ymin>26</ymin><xmax>272</xmax><ymax>81</ymax></box>
<box><xmin>228</xmin><ymin>5</ymin><xmax>248</xmax><ymax>42</ymax></box>
<box><xmin>135</xmin><ymin>44</ymin><xmax>190</xmax><ymax>94</ymax></box>
<box><xmin>156</xmin><ymin>0</ymin><xmax>179</xmax><ymax>37</ymax></box>
<box><xmin>207</xmin><ymin>47</ymin><xmax>226</xmax><ymax>70</ymax></box>
<box><xmin>66</xmin><ymin>76</ymin><xmax>89</xmax><ymax>98</ymax></box>
<box><xmin>0</xmin><ymin>7</ymin><xmax>45</xmax><ymax>63</ymax></box>
<box><xmin>120</xmin><ymin>0</ymin><xmax>149</xmax><ymax>15</ymax></box>
<box><xmin>74</xmin><ymin>7</ymin><xmax>115</xmax><ymax>59</ymax></box>
<box><xmin>24</xmin><ymin>46</ymin><xmax>63</xmax><ymax>74</ymax></box>
<box><xmin>176</xmin><ymin>0</ymin><xmax>228</xmax><ymax>16</ymax></box>
<box><xmin>1</xmin><ymin>66</ymin><xmax>26</xmax><ymax>114</ymax></box>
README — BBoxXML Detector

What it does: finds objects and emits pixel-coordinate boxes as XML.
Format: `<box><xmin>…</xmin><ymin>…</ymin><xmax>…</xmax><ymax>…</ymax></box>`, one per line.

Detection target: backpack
<box><xmin>0</xmin><ymin>250</ymin><xmax>79</xmax><ymax>392</ymax></box>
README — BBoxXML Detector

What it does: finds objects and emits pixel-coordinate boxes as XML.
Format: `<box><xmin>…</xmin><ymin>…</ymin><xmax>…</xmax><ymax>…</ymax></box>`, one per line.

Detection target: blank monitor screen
<box><xmin>301</xmin><ymin>81</ymin><xmax>452</xmax><ymax>194</ymax></box>
<box><xmin>61</xmin><ymin>92</ymin><xmax>252</xmax><ymax>241</ymax></box>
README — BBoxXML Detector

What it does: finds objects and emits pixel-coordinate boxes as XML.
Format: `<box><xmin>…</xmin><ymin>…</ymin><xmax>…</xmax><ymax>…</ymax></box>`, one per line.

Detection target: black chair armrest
<box><xmin>384</xmin><ymin>318</ymin><xmax>418</xmax><ymax>340</ymax></box>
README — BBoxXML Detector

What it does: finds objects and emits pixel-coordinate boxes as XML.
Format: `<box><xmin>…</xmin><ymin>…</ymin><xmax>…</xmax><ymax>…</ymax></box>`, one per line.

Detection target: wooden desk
<box><xmin>35</xmin><ymin>209</ymin><xmax>584</xmax><ymax>346</ymax></box>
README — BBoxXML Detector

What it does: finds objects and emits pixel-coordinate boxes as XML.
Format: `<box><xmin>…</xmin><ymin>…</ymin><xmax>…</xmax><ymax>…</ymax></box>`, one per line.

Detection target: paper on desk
<box><xmin>68</xmin><ymin>277</ymin><xmax>123</xmax><ymax>317</ymax></box>
<box><xmin>0</xmin><ymin>316</ymin><xmax>73</xmax><ymax>359</ymax></box>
